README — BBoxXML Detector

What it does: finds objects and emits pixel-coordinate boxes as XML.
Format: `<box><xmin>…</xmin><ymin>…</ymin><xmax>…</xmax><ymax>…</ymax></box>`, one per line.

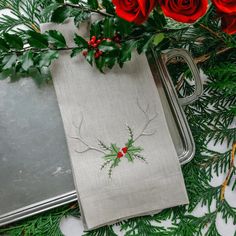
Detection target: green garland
<box><xmin>0</xmin><ymin>0</ymin><xmax>235</xmax><ymax>235</ymax></box>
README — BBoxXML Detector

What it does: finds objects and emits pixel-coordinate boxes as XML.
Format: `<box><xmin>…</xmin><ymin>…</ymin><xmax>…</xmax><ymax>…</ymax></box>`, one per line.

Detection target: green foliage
<box><xmin>0</xmin><ymin>1</ymin><xmax>236</xmax><ymax>236</ymax></box>
<box><xmin>0</xmin><ymin>0</ymin><xmax>51</xmax><ymax>34</ymax></box>
<box><xmin>0</xmin><ymin>30</ymin><xmax>67</xmax><ymax>84</ymax></box>
<box><xmin>0</xmin><ymin>204</ymin><xmax>80</xmax><ymax>236</ymax></box>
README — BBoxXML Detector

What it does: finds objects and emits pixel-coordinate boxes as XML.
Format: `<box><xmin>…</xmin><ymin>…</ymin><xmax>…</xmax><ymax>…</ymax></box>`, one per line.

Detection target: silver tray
<box><xmin>0</xmin><ymin>49</ymin><xmax>202</xmax><ymax>227</ymax></box>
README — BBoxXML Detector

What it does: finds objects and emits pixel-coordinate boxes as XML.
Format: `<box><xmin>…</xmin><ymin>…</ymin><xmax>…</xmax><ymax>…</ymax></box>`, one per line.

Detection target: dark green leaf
<box><xmin>90</xmin><ymin>21</ymin><xmax>102</xmax><ymax>37</ymax></box>
<box><xmin>38</xmin><ymin>50</ymin><xmax>59</xmax><ymax>67</ymax></box>
<box><xmin>98</xmin><ymin>40</ymin><xmax>118</xmax><ymax>52</ymax></box>
<box><xmin>0</xmin><ymin>38</ymin><xmax>9</xmax><ymax>51</ymax></box>
<box><xmin>102</xmin><ymin>0</ymin><xmax>115</xmax><ymax>14</ymax></box>
<box><xmin>3</xmin><ymin>33</ymin><xmax>23</xmax><ymax>50</ymax></box>
<box><xmin>87</xmin><ymin>0</ymin><xmax>99</xmax><ymax>9</ymax></box>
<box><xmin>137</xmin><ymin>35</ymin><xmax>154</xmax><ymax>54</ymax></box>
<box><xmin>103</xmin><ymin>18</ymin><xmax>115</xmax><ymax>38</ymax></box>
<box><xmin>27</xmin><ymin>31</ymin><xmax>49</xmax><ymax>49</ymax></box>
<box><xmin>116</xmin><ymin>18</ymin><xmax>132</xmax><ymax>36</ymax></box>
<box><xmin>86</xmin><ymin>50</ymin><xmax>94</xmax><ymax>65</ymax></box>
<box><xmin>21</xmin><ymin>51</ymin><xmax>34</xmax><ymax>71</ymax></box>
<box><xmin>74</xmin><ymin>34</ymin><xmax>88</xmax><ymax>48</ymax></box>
<box><xmin>95</xmin><ymin>56</ymin><xmax>105</xmax><ymax>72</ymax></box>
<box><xmin>71</xmin><ymin>48</ymin><xmax>83</xmax><ymax>57</ymax></box>
<box><xmin>119</xmin><ymin>41</ymin><xmax>136</xmax><ymax>63</ymax></box>
<box><xmin>46</xmin><ymin>30</ymin><xmax>67</xmax><ymax>48</ymax></box>
<box><xmin>51</xmin><ymin>6</ymin><xmax>70</xmax><ymax>23</ymax></box>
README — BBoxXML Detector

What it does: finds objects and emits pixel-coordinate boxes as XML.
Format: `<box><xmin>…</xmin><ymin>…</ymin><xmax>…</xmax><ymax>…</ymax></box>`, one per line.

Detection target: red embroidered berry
<box><xmin>97</xmin><ymin>39</ymin><xmax>101</xmax><ymax>44</ymax></box>
<box><xmin>82</xmin><ymin>50</ymin><xmax>88</xmax><ymax>57</ymax></box>
<box><xmin>122</xmin><ymin>147</ymin><xmax>128</xmax><ymax>154</ymax></box>
<box><xmin>117</xmin><ymin>151</ymin><xmax>123</xmax><ymax>158</ymax></box>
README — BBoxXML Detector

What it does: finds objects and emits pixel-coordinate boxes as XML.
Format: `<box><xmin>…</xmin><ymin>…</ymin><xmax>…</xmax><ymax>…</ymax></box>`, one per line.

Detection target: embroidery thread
<box><xmin>72</xmin><ymin>100</ymin><xmax>158</xmax><ymax>178</ymax></box>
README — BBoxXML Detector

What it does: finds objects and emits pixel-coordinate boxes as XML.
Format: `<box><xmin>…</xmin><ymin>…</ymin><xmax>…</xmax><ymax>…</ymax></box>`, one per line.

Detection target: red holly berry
<box><xmin>117</xmin><ymin>151</ymin><xmax>123</xmax><ymax>158</ymax></box>
<box><xmin>97</xmin><ymin>39</ymin><xmax>101</xmax><ymax>44</ymax></box>
<box><xmin>94</xmin><ymin>49</ymin><xmax>103</xmax><ymax>59</ymax></box>
<box><xmin>90</xmin><ymin>36</ymin><xmax>96</xmax><ymax>43</ymax></box>
<box><xmin>113</xmin><ymin>34</ymin><xmax>121</xmax><ymax>43</ymax></box>
<box><xmin>93</xmin><ymin>43</ymin><xmax>98</xmax><ymax>48</ymax></box>
<box><xmin>82</xmin><ymin>50</ymin><xmax>88</xmax><ymax>57</ymax></box>
<box><xmin>122</xmin><ymin>147</ymin><xmax>128</xmax><ymax>154</ymax></box>
<box><xmin>106</xmin><ymin>38</ymin><xmax>112</xmax><ymax>42</ymax></box>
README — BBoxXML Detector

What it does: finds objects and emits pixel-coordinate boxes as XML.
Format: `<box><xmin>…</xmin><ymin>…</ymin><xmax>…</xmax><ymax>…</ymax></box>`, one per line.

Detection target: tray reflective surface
<box><xmin>0</xmin><ymin>52</ymin><xmax>195</xmax><ymax>227</ymax></box>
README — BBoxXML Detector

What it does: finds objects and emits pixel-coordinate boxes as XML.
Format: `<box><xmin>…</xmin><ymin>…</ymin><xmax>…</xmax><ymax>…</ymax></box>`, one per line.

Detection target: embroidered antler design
<box><xmin>72</xmin><ymin>116</ymin><xmax>106</xmax><ymax>154</ymax></box>
<box><xmin>134</xmin><ymin>99</ymin><xmax>158</xmax><ymax>142</ymax></box>
<box><xmin>73</xmin><ymin>100</ymin><xmax>158</xmax><ymax>178</ymax></box>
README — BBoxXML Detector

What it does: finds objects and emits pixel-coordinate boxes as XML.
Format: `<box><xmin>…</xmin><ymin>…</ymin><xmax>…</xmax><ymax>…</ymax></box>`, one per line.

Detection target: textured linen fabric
<box><xmin>40</xmin><ymin>19</ymin><xmax>189</xmax><ymax>230</ymax></box>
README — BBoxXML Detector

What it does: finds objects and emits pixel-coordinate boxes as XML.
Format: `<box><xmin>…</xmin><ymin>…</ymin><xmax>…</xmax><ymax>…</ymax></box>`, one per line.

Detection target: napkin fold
<box><xmin>40</xmin><ymin>19</ymin><xmax>189</xmax><ymax>230</ymax></box>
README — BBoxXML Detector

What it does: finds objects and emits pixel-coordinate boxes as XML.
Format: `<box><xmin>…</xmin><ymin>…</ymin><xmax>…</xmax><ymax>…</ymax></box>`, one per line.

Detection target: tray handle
<box><xmin>161</xmin><ymin>49</ymin><xmax>203</xmax><ymax>106</ymax></box>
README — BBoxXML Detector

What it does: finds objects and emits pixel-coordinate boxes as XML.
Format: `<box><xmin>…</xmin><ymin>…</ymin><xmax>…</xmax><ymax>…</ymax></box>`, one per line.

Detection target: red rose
<box><xmin>158</xmin><ymin>0</ymin><xmax>208</xmax><ymax>23</ymax></box>
<box><xmin>211</xmin><ymin>0</ymin><xmax>236</xmax><ymax>15</ymax></box>
<box><xmin>211</xmin><ymin>0</ymin><xmax>236</xmax><ymax>35</ymax></box>
<box><xmin>221</xmin><ymin>13</ymin><xmax>236</xmax><ymax>34</ymax></box>
<box><xmin>112</xmin><ymin>0</ymin><xmax>157</xmax><ymax>24</ymax></box>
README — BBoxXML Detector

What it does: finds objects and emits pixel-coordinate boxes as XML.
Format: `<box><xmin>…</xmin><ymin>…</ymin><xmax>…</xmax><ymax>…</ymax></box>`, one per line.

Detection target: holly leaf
<box><xmin>71</xmin><ymin>48</ymin><xmax>83</xmax><ymax>57</ymax></box>
<box><xmin>46</xmin><ymin>30</ymin><xmax>67</xmax><ymax>48</ymax></box>
<box><xmin>102</xmin><ymin>0</ymin><xmax>115</xmax><ymax>14</ymax></box>
<box><xmin>38</xmin><ymin>50</ymin><xmax>59</xmax><ymax>67</ymax></box>
<box><xmin>51</xmin><ymin>6</ymin><xmax>70</xmax><ymax>23</ymax></box>
<box><xmin>119</xmin><ymin>41</ymin><xmax>137</xmax><ymax>63</ymax></box>
<box><xmin>98</xmin><ymin>40</ymin><xmax>118</xmax><ymax>52</ymax></box>
<box><xmin>137</xmin><ymin>35</ymin><xmax>154</xmax><ymax>54</ymax></box>
<box><xmin>95</xmin><ymin>56</ymin><xmax>106</xmax><ymax>72</ymax></box>
<box><xmin>3</xmin><ymin>33</ymin><xmax>23</xmax><ymax>50</ymax></box>
<box><xmin>21</xmin><ymin>51</ymin><xmax>34</xmax><ymax>71</ymax></box>
<box><xmin>86</xmin><ymin>50</ymin><xmax>94</xmax><ymax>65</ymax></box>
<box><xmin>27</xmin><ymin>31</ymin><xmax>49</xmax><ymax>49</ymax></box>
<box><xmin>74</xmin><ymin>34</ymin><xmax>88</xmax><ymax>48</ymax></box>
<box><xmin>116</xmin><ymin>18</ymin><xmax>133</xmax><ymax>36</ymax></box>
<box><xmin>90</xmin><ymin>21</ymin><xmax>102</xmax><ymax>37</ymax></box>
<box><xmin>103</xmin><ymin>17</ymin><xmax>115</xmax><ymax>38</ymax></box>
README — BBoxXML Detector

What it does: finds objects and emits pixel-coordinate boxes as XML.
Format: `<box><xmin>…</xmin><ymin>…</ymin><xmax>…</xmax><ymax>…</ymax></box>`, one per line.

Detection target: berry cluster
<box><xmin>117</xmin><ymin>146</ymin><xmax>128</xmax><ymax>158</ymax></box>
<box><xmin>82</xmin><ymin>34</ymin><xmax>121</xmax><ymax>59</ymax></box>
<box><xmin>82</xmin><ymin>36</ymin><xmax>104</xmax><ymax>59</ymax></box>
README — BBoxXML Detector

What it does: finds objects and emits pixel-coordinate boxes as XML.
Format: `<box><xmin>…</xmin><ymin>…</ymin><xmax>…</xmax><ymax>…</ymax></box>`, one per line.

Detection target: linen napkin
<box><xmin>41</xmin><ymin>19</ymin><xmax>189</xmax><ymax>230</ymax></box>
